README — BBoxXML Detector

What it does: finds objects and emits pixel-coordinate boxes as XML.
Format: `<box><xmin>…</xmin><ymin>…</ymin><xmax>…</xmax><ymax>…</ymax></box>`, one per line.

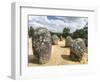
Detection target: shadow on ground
<box><xmin>61</xmin><ymin>54</ymin><xmax>71</xmax><ymax>61</ymax></box>
<box><xmin>60</xmin><ymin>46</ymin><xmax>66</xmax><ymax>48</ymax></box>
<box><xmin>28</xmin><ymin>55</ymin><xmax>38</xmax><ymax>64</ymax></box>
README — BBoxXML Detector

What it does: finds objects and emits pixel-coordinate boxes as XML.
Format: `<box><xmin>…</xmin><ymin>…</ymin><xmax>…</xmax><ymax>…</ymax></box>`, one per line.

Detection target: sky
<box><xmin>28</xmin><ymin>15</ymin><xmax>88</xmax><ymax>33</ymax></box>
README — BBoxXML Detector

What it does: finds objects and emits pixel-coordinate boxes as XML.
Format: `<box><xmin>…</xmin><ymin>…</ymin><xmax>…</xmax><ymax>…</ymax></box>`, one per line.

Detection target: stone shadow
<box><xmin>28</xmin><ymin>55</ymin><xmax>39</xmax><ymax>64</ymax></box>
<box><xmin>61</xmin><ymin>54</ymin><xmax>71</xmax><ymax>61</ymax></box>
<box><xmin>60</xmin><ymin>46</ymin><xmax>66</xmax><ymax>48</ymax></box>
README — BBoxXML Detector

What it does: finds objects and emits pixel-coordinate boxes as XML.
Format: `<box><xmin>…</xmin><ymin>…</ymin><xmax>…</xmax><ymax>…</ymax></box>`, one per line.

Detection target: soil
<box><xmin>28</xmin><ymin>38</ymin><xmax>88</xmax><ymax>66</ymax></box>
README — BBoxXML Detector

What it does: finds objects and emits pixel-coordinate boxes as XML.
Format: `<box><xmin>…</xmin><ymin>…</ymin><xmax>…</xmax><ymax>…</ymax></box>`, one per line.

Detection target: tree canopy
<box><xmin>72</xmin><ymin>23</ymin><xmax>88</xmax><ymax>39</ymax></box>
<box><xmin>62</xmin><ymin>27</ymin><xmax>70</xmax><ymax>38</ymax></box>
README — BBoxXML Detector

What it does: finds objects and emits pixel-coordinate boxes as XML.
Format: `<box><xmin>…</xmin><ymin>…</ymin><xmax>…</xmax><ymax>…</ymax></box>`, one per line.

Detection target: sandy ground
<box><xmin>28</xmin><ymin>38</ymin><xmax>87</xmax><ymax>66</ymax></box>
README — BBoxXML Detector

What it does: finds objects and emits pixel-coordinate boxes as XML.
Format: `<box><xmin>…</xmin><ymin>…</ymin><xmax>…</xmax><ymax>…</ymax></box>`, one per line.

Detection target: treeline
<box><xmin>28</xmin><ymin>23</ymin><xmax>88</xmax><ymax>40</ymax></box>
<box><xmin>28</xmin><ymin>26</ymin><xmax>33</xmax><ymax>37</ymax></box>
<box><xmin>50</xmin><ymin>32</ymin><xmax>62</xmax><ymax>38</ymax></box>
<box><xmin>50</xmin><ymin>24</ymin><xmax>88</xmax><ymax>40</ymax></box>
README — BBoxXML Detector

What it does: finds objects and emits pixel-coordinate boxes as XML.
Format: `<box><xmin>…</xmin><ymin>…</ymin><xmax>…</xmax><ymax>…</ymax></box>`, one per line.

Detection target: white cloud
<box><xmin>28</xmin><ymin>16</ymin><xmax>88</xmax><ymax>33</ymax></box>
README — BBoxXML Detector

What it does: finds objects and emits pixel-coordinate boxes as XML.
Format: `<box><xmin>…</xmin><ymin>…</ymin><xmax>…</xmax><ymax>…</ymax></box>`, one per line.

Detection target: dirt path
<box><xmin>28</xmin><ymin>38</ymin><xmax>84</xmax><ymax>66</ymax></box>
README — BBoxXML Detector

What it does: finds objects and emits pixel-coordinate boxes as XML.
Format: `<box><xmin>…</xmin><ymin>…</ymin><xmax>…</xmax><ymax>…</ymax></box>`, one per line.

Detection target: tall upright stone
<box><xmin>70</xmin><ymin>38</ymin><xmax>86</xmax><ymax>61</ymax></box>
<box><xmin>31</xmin><ymin>27</ymin><xmax>52</xmax><ymax>64</ymax></box>
<box><xmin>65</xmin><ymin>36</ymin><xmax>73</xmax><ymax>47</ymax></box>
<box><xmin>59</xmin><ymin>35</ymin><xmax>63</xmax><ymax>41</ymax></box>
<box><xmin>52</xmin><ymin>35</ymin><xmax>59</xmax><ymax>45</ymax></box>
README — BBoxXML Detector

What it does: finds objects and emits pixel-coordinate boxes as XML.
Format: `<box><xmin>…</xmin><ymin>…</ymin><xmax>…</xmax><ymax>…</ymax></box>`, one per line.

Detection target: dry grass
<box><xmin>28</xmin><ymin>38</ymin><xmax>88</xmax><ymax>66</ymax></box>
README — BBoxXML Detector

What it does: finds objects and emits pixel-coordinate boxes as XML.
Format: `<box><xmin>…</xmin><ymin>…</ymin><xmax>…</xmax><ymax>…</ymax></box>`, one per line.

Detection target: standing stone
<box><xmin>52</xmin><ymin>35</ymin><xmax>59</xmax><ymax>45</ymax></box>
<box><xmin>65</xmin><ymin>36</ymin><xmax>73</xmax><ymax>47</ymax></box>
<box><xmin>59</xmin><ymin>36</ymin><xmax>63</xmax><ymax>41</ymax></box>
<box><xmin>84</xmin><ymin>39</ymin><xmax>88</xmax><ymax>47</ymax></box>
<box><xmin>70</xmin><ymin>38</ymin><xmax>86</xmax><ymax>61</ymax></box>
<box><xmin>31</xmin><ymin>27</ymin><xmax>52</xmax><ymax>64</ymax></box>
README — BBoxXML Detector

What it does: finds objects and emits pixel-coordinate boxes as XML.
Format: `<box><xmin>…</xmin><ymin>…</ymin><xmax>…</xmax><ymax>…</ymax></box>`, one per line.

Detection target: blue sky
<box><xmin>28</xmin><ymin>15</ymin><xmax>88</xmax><ymax>33</ymax></box>
<box><xmin>47</xmin><ymin>16</ymin><xmax>58</xmax><ymax>20</ymax></box>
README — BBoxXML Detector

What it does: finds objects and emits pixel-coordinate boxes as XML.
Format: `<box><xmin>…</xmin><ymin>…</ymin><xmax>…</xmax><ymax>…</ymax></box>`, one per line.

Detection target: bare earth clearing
<box><xmin>28</xmin><ymin>38</ymin><xmax>87</xmax><ymax>66</ymax></box>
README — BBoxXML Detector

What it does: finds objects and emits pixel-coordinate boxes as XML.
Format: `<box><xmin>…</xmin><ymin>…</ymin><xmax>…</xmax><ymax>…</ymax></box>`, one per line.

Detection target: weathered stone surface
<box><xmin>84</xmin><ymin>39</ymin><xmax>88</xmax><ymax>47</ymax></box>
<box><xmin>65</xmin><ymin>36</ymin><xmax>73</xmax><ymax>47</ymax></box>
<box><xmin>52</xmin><ymin>35</ymin><xmax>59</xmax><ymax>45</ymax></box>
<box><xmin>70</xmin><ymin>38</ymin><xmax>86</xmax><ymax>61</ymax></box>
<box><xmin>59</xmin><ymin>36</ymin><xmax>63</xmax><ymax>41</ymax></box>
<box><xmin>31</xmin><ymin>27</ymin><xmax>52</xmax><ymax>64</ymax></box>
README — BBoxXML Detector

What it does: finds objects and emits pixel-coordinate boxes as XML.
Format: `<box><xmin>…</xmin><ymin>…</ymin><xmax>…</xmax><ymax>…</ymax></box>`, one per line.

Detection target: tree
<box><xmin>83</xmin><ymin>22</ymin><xmax>88</xmax><ymax>39</ymax></box>
<box><xmin>62</xmin><ymin>27</ymin><xmax>70</xmax><ymax>38</ymax></box>
<box><xmin>28</xmin><ymin>26</ymin><xmax>33</xmax><ymax>37</ymax></box>
<box><xmin>72</xmin><ymin>23</ymin><xmax>88</xmax><ymax>39</ymax></box>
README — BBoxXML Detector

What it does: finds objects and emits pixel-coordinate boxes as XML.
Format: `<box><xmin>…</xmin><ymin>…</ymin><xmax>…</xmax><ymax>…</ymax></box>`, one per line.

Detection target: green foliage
<box><xmin>28</xmin><ymin>23</ymin><xmax>88</xmax><ymax>42</ymax></box>
<box><xmin>28</xmin><ymin>26</ymin><xmax>33</xmax><ymax>37</ymax></box>
<box><xmin>72</xmin><ymin>25</ymin><xmax>88</xmax><ymax>39</ymax></box>
<box><xmin>62</xmin><ymin>27</ymin><xmax>70</xmax><ymax>38</ymax></box>
<box><xmin>50</xmin><ymin>31</ymin><xmax>62</xmax><ymax>38</ymax></box>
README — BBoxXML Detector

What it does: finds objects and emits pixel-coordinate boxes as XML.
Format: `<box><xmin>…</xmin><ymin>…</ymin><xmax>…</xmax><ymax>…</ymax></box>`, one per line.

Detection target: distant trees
<box><xmin>50</xmin><ymin>27</ymin><xmax>71</xmax><ymax>39</ymax></box>
<box><xmin>28</xmin><ymin>26</ymin><xmax>33</xmax><ymax>37</ymax></box>
<box><xmin>62</xmin><ymin>27</ymin><xmax>70</xmax><ymax>38</ymax></box>
<box><xmin>50</xmin><ymin>31</ymin><xmax>62</xmax><ymax>38</ymax></box>
<box><xmin>28</xmin><ymin>23</ymin><xmax>88</xmax><ymax>41</ymax></box>
<box><xmin>72</xmin><ymin>23</ymin><xmax>88</xmax><ymax>39</ymax></box>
